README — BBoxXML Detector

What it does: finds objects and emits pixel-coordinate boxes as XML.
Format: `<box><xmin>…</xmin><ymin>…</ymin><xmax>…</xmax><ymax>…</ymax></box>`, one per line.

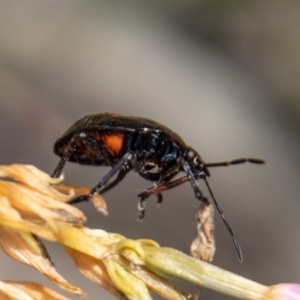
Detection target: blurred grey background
<box><xmin>0</xmin><ymin>1</ymin><xmax>299</xmax><ymax>299</ymax></box>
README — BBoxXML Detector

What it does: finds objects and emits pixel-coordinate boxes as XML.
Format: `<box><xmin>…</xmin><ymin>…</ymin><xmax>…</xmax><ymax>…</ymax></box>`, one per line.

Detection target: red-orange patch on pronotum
<box><xmin>101</xmin><ymin>134</ymin><xmax>124</xmax><ymax>157</ymax></box>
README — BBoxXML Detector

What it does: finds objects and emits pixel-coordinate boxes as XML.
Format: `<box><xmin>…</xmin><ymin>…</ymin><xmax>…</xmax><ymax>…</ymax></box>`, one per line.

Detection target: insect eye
<box><xmin>187</xmin><ymin>150</ymin><xmax>195</xmax><ymax>159</ymax></box>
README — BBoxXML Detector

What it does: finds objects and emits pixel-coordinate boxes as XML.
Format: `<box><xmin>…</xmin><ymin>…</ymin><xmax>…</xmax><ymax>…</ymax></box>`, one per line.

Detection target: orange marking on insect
<box><xmin>102</xmin><ymin>133</ymin><xmax>124</xmax><ymax>157</ymax></box>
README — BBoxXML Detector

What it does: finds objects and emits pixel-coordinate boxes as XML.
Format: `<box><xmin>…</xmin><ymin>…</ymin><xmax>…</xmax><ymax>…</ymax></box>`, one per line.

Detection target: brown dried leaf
<box><xmin>0</xmin><ymin>197</ymin><xmax>56</xmax><ymax>241</ymax></box>
<box><xmin>0</xmin><ymin>165</ymin><xmax>67</xmax><ymax>199</ymax></box>
<box><xmin>0</xmin><ymin>163</ymin><xmax>59</xmax><ymax>182</ymax></box>
<box><xmin>0</xmin><ymin>280</ymin><xmax>34</xmax><ymax>300</ymax></box>
<box><xmin>0</xmin><ymin>164</ymin><xmax>86</xmax><ymax>224</ymax></box>
<box><xmin>4</xmin><ymin>281</ymin><xmax>72</xmax><ymax>300</ymax></box>
<box><xmin>0</xmin><ymin>227</ymin><xmax>87</xmax><ymax>298</ymax></box>
<box><xmin>0</xmin><ymin>180</ymin><xmax>85</xmax><ymax>224</ymax></box>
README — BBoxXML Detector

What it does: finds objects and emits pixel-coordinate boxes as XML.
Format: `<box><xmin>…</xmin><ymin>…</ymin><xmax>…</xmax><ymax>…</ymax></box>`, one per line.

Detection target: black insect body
<box><xmin>52</xmin><ymin>113</ymin><xmax>264</xmax><ymax>262</ymax></box>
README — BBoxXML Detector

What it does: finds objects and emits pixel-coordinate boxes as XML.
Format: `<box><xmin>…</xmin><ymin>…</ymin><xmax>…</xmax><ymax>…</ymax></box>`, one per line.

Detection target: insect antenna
<box><xmin>205</xmin><ymin>158</ymin><xmax>264</xmax><ymax>168</ymax></box>
<box><xmin>203</xmin><ymin>176</ymin><xmax>243</xmax><ymax>262</ymax></box>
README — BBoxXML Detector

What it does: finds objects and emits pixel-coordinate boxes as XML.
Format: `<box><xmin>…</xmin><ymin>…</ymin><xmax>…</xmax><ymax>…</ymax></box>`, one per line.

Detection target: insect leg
<box><xmin>137</xmin><ymin>174</ymin><xmax>189</xmax><ymax>198</ymax></box>
<box><xmin>52</xmin><ymin>133</ymin><xmax>115</xmax><ymax>179</ymax></box>
<box><xmin>52</xmin><ymin>156</ymin><xmax>68</xmax><ymax>178</ymax></box>
<box><xmin>137</xmin><ymin>165</ymin><xmax>182</xmax><ymax>219</ymax></box>
<box><xmin>98</xmin><ymin>166</ymin><xmax>130</xmax><ymax>195</ymax></box>
<box><xmin>52</xmin><ymin>136</ymin><xmax>78</xmax><ymax>178</ymax></box>
<box><xmin>137</xmin><ymin>173</ymin><xmax>193</xmax><ymax>220</ymax></box>
<box><xmin>69</xmin><ymin>152</ymin><xmax>133</xmax><ymax>204</ymax></box>
<box><xmin>180</xmin><ymin>159</ymin><xmax>205</xmax><ymax>200</ymax></box>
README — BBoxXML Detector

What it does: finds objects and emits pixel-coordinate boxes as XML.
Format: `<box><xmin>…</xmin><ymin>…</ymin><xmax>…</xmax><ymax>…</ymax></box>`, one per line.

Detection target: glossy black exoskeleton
<box><xmin>52</xmin><ymin>113</ymin><xmax>264</xmax><ymax>262</ymax></box>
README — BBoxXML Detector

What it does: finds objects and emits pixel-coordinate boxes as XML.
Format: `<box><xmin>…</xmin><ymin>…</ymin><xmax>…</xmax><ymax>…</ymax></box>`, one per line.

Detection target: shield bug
<box><xmin>52</xmin><ymin>113</ymin><xmax>264</xmax><ymax>262</ymax></box>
